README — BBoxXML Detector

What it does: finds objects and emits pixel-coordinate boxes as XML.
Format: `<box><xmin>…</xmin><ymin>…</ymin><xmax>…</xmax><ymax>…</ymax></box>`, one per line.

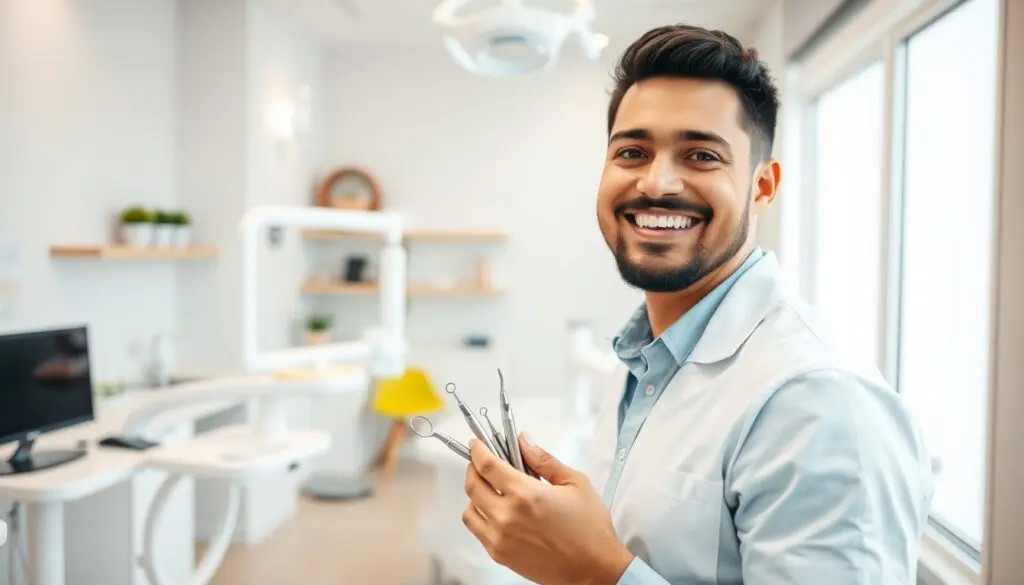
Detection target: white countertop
<box><xmin>0</xmin><ymin>388</ymin><xmax>245</xmax><ymax>503</ymax></box>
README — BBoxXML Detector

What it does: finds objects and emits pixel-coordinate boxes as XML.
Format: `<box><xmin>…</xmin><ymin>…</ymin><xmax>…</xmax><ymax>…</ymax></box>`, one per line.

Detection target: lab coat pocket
<box><xmin>641</xmin><ymin>465</ymin><xmax>723</xmax><ymax>505</ymax></box>
<box><xmin>618</xmin><ymin>467</ymin><xmax>724</xmax><ymax>583</ymax></box>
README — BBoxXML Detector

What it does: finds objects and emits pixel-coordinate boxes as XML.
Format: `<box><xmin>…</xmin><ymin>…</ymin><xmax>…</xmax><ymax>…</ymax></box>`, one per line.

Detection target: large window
<box><xmin>793</xmin><ymin>0</ymin><xmax>1008</xmax><ymax>575</ymax></box>
<box><xmin>810</xmin><ymin>61</ymin><xmax>886</xmax><ymax>367</ymax></box>
<box><xmin>897</xmin><ymin>0</ymin><xmax>1001</xmax><ymax>552</ymax></box>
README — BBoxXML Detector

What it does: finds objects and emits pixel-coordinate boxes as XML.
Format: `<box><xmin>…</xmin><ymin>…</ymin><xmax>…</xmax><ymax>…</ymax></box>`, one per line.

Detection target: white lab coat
<box><xmin>585</xmin><ymin>252</ymin><xmax>934</xmax><ymax>585</ymax></box>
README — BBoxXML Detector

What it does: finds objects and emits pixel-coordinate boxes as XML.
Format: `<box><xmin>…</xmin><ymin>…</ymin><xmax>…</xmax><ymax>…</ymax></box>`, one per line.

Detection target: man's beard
<box><xmin>613</xmin><ymin>198</ymin><xmax>751</xmax><ymax>293</ymax></box>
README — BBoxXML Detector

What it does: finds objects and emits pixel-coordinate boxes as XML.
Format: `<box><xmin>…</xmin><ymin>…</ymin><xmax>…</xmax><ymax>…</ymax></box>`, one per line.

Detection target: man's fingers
<box><xmin>462</xmin><ymin>504</ymin><xmax>494</xmax><ymax>547</ymax></box>
<box><xmin>464</xmin><ymin>462</ymin><xmax>504</xmax><ymax>519</ymax></box>
<box><xmin>470</xmin><ymin>438</ymin><xmax>521</xmax><ymax>492</ymax></box>
<box><xmin>519</xmin><ymin>433</ymin><xmax>579</xmax><ymax>486</ymax></box>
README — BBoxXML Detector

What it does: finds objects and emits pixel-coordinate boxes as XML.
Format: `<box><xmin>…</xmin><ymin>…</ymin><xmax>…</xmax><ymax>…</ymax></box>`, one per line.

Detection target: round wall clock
<box><xmin>315</xmin><ymin>166</ymin><xmax>383</xmax><ymax>211</ymax></box>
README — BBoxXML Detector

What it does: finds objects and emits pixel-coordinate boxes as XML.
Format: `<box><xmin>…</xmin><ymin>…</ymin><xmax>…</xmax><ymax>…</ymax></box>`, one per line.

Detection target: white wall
<box><xmin>0</xmin><ymin>0</ymin><xmax>179</xmax><ymax>382</ymax></box>
<box><xmin>0</xmin><ymin>0</ymin><xmax>181</xmax><ymax>580</ymax></box>
<box><xmin>177</xmin><ymin>0</ymin><xmax>335</xmax><ymax>544</ymax></box>
<box><xmin>325</xmin><ymin>48</ymin><xmax>643</xmax><ymax>397</ymax></box>
<box><xmin>740</xmin><ymin>0</ymin><xmax>787</xmax><ymax>260</ymax></box>
<box><xmin>246</xmin><ymin>3</ymin><xmax>328</xmax><ymax>353</ymax></box>
<box><xmin>175</xmin><ymin>0</ymin><xmax>330</xmax><ymax>374</ymax></box>
<box><xmin>175</xmin><ymin>0</ymin><xmax>249</xmax><ymax>375</ymax></box>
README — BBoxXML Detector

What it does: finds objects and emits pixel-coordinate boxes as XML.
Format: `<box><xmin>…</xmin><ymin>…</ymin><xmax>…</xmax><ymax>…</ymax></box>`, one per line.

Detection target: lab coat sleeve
<box><xmin>615</xmin><ymin>556</ymin><xmax>672</xmax><ymax>585</ymax></box>
<box><xmin>728</xmin><ymin>369</ymin><xmax>932</xmax><ymax>584</ymax></box>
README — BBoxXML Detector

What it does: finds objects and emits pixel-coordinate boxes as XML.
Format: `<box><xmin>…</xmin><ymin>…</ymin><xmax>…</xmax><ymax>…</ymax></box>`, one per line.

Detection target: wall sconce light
<box><xmin>267</xmin><ymin>84</ymin><xmax>312</xmax><ymax>139</ymax></box>
<box><xmin>269</xmin><ymin>100</ymin><xmax>297</xmax><ymax>139</ymax></box>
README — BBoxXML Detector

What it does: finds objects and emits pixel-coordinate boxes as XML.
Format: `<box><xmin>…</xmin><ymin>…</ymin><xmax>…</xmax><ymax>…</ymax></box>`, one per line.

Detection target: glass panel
<box><xmin>811</xmin><ymin>60</ymin><xmax>886</xmax><ymax>367</ymax></box>
<box><xmin>898</xmin><ymin>0</ymin><xmax>1001</xmax><ymax>551</ymax></box>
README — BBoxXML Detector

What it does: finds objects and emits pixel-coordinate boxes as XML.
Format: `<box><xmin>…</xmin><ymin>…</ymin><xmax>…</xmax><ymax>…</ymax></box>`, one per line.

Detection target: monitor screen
<box><xmin>0</xmin><ymin>326</ymin><xmax>94</xmax><ymax>445</ymax></box>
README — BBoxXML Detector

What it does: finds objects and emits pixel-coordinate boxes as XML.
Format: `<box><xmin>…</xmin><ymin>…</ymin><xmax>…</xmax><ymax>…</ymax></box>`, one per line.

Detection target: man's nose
<box><xmin>638</xmin><ymin>156</ymin><xmax>683</xmax><ymax>197</ymax></box>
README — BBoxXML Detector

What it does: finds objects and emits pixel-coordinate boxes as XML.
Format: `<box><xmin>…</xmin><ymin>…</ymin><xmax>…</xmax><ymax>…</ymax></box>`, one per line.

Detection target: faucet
<box><xmin>145</xmin><ymin>332</ymin><xmax>172</xmax><ymax>388</ymax></box>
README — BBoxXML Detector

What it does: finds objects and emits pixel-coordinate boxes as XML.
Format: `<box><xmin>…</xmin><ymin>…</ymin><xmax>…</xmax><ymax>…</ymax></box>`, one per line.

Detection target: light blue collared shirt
<box><xmin>603</xmin><ymin>249</ymin><xmax>765</xmax><ymax>504</ymax></box>
<box><xmin>595</xmin><ymin>250</ymin><xmax>933</xmax><ymax>585</ymax></box>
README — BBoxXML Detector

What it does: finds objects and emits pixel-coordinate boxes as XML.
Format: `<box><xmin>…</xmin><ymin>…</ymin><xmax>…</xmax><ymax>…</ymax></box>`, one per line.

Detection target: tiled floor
<box><xmin>207</xmin><ymin>460</ymin><xmax>437</xmax><ymax>585</ymax></box>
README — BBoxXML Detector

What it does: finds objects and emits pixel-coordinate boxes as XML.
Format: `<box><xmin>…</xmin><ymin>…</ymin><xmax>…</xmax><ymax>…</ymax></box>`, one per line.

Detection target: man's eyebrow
<box><xmin>608</xmin><ymin>128</ymin><xmax>733</xmax><ymax>155</ymax></box>
<box><xmin>678</xmin><ymin>130</ymin><xmax>732</xmax><ymax>153</ymax></box>
<box><xmin>609</xmin><ymin>128</ymin><xmax>650</xmax><ymax>143</ymax></box>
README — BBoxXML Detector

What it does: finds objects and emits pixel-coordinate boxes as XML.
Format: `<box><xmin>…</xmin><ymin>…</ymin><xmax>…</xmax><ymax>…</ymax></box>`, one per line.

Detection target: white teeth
<box><xmin>634</xmin><ymin>214</ymin><xmax>697</xmax><ymax>230</ymax></box>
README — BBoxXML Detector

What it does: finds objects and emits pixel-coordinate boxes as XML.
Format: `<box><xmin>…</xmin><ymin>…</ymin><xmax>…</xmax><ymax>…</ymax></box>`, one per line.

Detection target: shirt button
<box><xmin>617</xmin><ymin>448</ymin><xmax>627</xmax><ymax>461</ymax></box>
<box><xmin>645</xmin><ymin>384</ymin><xmax>655</xmax><ymax>396</ymax></box>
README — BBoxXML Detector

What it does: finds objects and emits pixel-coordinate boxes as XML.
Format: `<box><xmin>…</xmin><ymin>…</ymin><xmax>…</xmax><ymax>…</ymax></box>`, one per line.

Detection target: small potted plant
<box><xmin>172</xmin><ymin>211</ymin><xmax>192</xmax><ymax>247</ymax></box>
<box><xmin>153</xmin><ymin>210</ymin><xmax>176</xmax><ymax>247</ymax></box>
<box><xmin>305</xmin><ymin>313</ymin><xmax>332</xmax><ymax>345</ymax></box>
<box><xmin>95</xmin><ymin>379</ymin><xmax>127</xmax><ymax>407</ymax></box>
<box><xmin>119</xmin><ymin>206</ymin><xmax>155</xmax><ymax>246</ymax></box>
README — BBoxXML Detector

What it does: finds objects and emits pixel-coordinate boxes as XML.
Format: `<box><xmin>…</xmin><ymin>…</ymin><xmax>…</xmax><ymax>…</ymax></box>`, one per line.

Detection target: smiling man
<box><xmin>461</xmin><ymin>24</ymin><xmax>934</xmax><ymax>585</ymax></box>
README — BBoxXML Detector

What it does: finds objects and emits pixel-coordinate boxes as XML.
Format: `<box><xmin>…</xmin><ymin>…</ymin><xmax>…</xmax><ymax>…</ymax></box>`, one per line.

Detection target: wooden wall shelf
<box><xmin>301</xmin><ymin>280</ymin><xmax>379</xmax><ymax>295</ymax></box>
<box><xmin>49</xmin><ymin>245</ymin><xmax>218</xmax><ymax>260</ymax></box>
<box><xmin>301</xmin><ymin>228</ymin><xmax>507</xmax><ymax>243</ymax></box>
<box><xmin>301</xmin><ymin>279</ymin><xmax>502</xmax><ymax>298</ymax></box>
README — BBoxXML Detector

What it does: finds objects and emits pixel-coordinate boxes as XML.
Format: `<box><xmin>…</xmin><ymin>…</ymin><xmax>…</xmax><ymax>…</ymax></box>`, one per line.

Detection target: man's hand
<box><xmin>462</xmin><ymin>433</ymin><xmax>634</xmax><ymax>585</ymax></box>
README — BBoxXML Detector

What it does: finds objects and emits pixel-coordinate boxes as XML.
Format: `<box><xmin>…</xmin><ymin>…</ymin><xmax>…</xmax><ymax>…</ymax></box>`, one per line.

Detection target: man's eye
<box><xmin>690</xmin><ymin>151</ymin><xmax>720</xmax><ymax>162</ymax></box>
<box><xmin>616</xmin><ymin>147</ymin><xmax>645</xmax><ymax>160</ymax></box>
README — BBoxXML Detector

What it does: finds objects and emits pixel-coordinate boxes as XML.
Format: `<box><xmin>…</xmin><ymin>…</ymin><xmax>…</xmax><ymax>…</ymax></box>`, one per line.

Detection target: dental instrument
<box><xmin>479</xmin><ymin>407</ymin><xmax>511</xmax><ymax>462</ymax></box>
<box><xmin>497</xmin><ymin>368</ymin><xmax>535</xmax><ymax>477</ymax></box>
<box><xmin>445</xmin><ymin>382</ymin><xmax>505</xmax><ymax>458</ymax></box>
<box><xmin>410</xmin><ymin>416</ymin><xmax>472</xmax><ymax>462</ymax></box>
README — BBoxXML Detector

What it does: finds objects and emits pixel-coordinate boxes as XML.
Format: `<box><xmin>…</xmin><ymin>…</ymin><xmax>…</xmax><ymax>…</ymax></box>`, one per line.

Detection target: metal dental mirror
<box><xmin>409</xmin><ymin>416</ymin><xmax>472</xmax><ymax>462</ymax></box>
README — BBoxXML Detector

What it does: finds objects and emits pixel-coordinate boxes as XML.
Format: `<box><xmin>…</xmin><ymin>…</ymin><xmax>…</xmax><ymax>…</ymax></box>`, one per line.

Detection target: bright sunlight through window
<box><xmin>898</xmin><ymin>0</ymin><xmax>1000</xmax><ymax>551</ymax></box>
<box><xmin>812</xmin><ymin>61</ymin><xmax>886</xmax><ymax>367</ymax></box>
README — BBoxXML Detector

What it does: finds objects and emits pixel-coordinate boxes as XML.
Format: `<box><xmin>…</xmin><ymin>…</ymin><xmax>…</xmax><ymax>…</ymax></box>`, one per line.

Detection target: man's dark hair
<box><xmin>607</xmin><ymin>24</ymin><xmax>781</xmax><ymax>161</ymax></box>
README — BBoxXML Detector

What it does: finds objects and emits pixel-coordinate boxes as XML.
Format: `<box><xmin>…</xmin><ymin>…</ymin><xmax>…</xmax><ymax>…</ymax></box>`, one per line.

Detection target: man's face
<box><xmin>597</xmin><ymin>77</ymin><xmax>771</xmax><ymax>292</ymax></box>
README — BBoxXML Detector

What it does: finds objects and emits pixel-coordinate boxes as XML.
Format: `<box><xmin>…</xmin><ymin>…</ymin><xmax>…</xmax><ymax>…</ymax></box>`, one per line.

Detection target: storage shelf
<box><xmin>301</xmin><ymin>279</ymin><xmax>503</xmax><ymax>297</ymax></box>
<box><xmin>49</xmin><ymin>245</ymin><xmax>218</xmax><ymax>260</ymax></box>
<box><xmin>301</xmin><ymin>228</ymin><xmax>507</xmax><ymax>242</ymax></box>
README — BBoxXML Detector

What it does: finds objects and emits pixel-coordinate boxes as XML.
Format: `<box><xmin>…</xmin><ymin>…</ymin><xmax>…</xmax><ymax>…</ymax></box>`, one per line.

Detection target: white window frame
<box><xmin>782</xmin><ymin>0</ymin><xmax>1024</xmax><ymax>583</ymax></box>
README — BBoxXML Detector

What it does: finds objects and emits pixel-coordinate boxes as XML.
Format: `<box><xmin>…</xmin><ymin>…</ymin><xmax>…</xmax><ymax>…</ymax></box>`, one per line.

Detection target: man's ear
<box><xmin>751</xmin><ymin>159</ymin><xmax>782</xmax><ymax>214</ymax></box>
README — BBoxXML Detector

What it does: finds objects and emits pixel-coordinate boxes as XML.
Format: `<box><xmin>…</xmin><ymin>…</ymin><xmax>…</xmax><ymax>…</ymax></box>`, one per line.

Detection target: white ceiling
<box><xmin>254</xmin><ymin>0</ymin><xmax>774</xmax><ymax>54</ymax></box>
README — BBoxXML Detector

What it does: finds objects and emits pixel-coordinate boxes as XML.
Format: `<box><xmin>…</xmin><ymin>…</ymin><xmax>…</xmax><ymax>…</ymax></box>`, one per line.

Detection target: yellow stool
<box><xmin>372</xmin><ymin>367</ymin><xmax>443</xmax><ymax>477</ymax></box>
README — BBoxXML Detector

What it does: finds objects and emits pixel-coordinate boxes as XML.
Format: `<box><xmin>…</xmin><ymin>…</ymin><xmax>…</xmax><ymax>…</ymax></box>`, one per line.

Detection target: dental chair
<box><xmin>413</xmin><ymin>320</ymin><xmax>617</xmax><ymax>585</ymax></box>
<box><xmin>122</xmin><ymin>205</ymin><xmax>408</xmax><ymax>585</ymax></box>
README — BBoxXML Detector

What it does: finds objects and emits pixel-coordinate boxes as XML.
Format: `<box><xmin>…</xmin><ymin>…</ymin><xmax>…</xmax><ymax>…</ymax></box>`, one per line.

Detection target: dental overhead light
<box><xmin>433</xmin><ymin>0</ymin><xmax>609</xmax><ymax>77</ymax></box>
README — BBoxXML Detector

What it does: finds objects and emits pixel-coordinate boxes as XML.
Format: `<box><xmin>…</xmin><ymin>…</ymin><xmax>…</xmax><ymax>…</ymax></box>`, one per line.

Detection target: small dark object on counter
<box><xmin>464</xmin><ymin>335</ymin><xmax>490</xmax><ymax>347</ymax></box>
<box><xmin>99</xmin><ymin>435</ymin><xmax>160</xmax><ymax>451</ymax></box>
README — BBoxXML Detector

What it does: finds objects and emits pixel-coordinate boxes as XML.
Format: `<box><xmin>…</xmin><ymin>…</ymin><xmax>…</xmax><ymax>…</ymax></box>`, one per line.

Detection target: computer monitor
<box><xmin>0</xmin><ymin>326</ymin><xmax>94</xmax><ymax>476</ymax></box>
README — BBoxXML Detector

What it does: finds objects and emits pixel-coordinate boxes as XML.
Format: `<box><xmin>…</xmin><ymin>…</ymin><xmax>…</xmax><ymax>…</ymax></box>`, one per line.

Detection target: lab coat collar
<box><xmin>687</xmin><ymin>251</ymin><xmax>786</xmax><ymax>365</ymax></box>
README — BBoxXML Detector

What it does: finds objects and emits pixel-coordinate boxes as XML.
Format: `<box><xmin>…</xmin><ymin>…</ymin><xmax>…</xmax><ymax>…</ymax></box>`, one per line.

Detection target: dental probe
<box><xmin>445</xmin><ymin>382</ymin><xmax>504</xmax><ymax>459</ymax></box>
<box><xmin>480</xmin><ymin>406</ymin><xmax>511</xmax><ymax>463</ymax></box>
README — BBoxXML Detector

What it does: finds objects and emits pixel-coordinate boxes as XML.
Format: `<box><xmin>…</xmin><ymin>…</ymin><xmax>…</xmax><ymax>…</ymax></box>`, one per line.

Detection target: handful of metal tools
<box><xmin>409</xmin><ymin>368</ymin><xmax>536</xmax><ymax>477</ymax></box>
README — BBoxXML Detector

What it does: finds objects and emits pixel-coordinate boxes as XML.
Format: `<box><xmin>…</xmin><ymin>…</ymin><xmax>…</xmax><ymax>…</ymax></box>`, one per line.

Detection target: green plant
<box><xmin>172</xmin><ymin>210</ymin><xmax>191</xmax><ymax>226</ymax></box>
<box><xmin>120</xmin><ymin>206</ymin><xmax>154</xmax><ymax>224</ymax></box>
<box><xmin>306</xmin><ymin>313</ymin><xmax>332</xmax><ymax>332</ymax></box>
<box><xmin>154</xmin><ymin>210</ymin><xmax>176</xmax><ymax>224</ymax></box>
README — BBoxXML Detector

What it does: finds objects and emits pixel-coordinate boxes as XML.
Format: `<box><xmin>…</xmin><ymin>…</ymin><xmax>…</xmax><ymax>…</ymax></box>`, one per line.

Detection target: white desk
<box><xmin>0</xmin><ymin>389</ymin><xmax>245</xmax><ymax>585</ymax></box>
<box><xmin>0</xmin><ymin>370</ymin><xmax>369</xmax><ymax>585</ymax></box>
